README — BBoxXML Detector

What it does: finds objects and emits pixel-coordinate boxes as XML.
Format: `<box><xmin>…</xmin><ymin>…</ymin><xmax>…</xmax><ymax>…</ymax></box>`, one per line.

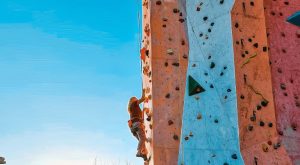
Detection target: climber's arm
<box><xmin>137</xmin><ymin>89</ymin><xmax>146</xmax><ymax>104</ymax></box>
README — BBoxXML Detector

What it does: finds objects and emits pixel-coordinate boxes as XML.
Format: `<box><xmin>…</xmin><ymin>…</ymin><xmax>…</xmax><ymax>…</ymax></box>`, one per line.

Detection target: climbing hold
<box><xmin>189</xmin><ymin>132</ymin><xmax>193</xmax><ymax>137</ymax></box>
<box><xmin>248</xmin><ymin>125</ymin><xmax>254</xmax><ymax>131</ymax></box>
<box><xmin>173</xmin><ymin>134</ymin><xmax>179</xmax><ymax>140</ymax></box>
<box><xmin>167</xmin><ymin>49</ymin><xmax>174</xmax><ymax>55</ymax></box>
<box><xmin>231</xmin><ymin>154</ymin><xmax>238</xmax><ymax>160</ymax></box>
<box><xmin>268</xmin><ymin>122</ymin><xmax>273</xmax><ymax>127</ymax></box>
<box><xmin>262</xmin><ymin>143</ymin><xmax>269</xmax><ymax>152</ymax></box>
<box><xmin>280</xmin><ymin>83</ymin><xmax>286</xmax><ymax>90</ymax></box>
<box><xmin>168</xmin><ymin>120</ymin><xmax>174</xmax><ymax>125</ymax></box>
<box><xmin>156</xmin><ymin>0</ymin><xmax>161</xmax><ymax>5</ymax></box>
<box><xmin>261</xmin><ymin>100</ymin><xmax>268</xmax><ymax>107</ymax></box>
<box><xmin>291</xmin><ymin>123</ymin><xmax>297</xmax><ymax>131</ymax></box>
<box><xmin>197</xmin><ymin>114</ymin><xmax>202</xmax><ymax>120</ymax></box>
<box><xmin>287</xmin><ymin>11</ymin><xmax>300</xmax><ymax>27</ymax></box>
<box><xmin>165</xmin><ymin>93</ymin><xmax>171</xmax><ymax>98</ymax></box>
<box><xmin>256</xmin><ymin>105</ymin><xmax>262</xmax><ymax>110</ymax></box>
<box><xmin>173</xmin><ymin>8</ymin><xmax>179</xmax><ymax>13</ymax></box>
<box><xmin>260</xmin><ymin>121</ymin><xmax>265</xmax><ymax>127</ymax></box>
<box><xmin>210</xmin><ymin>62</ymin><xmax>216</xmax><ymax>69</ymax></box>
<box><xmin>184</xmin><ymin>136</ymin><xmax>189</xmax><ymax>141</ymax></box>
<box><xmin>172</xmin><ymin>62</ymin><xmax>179</xmax><ymax>67</ymax></box>
<box><xmin>188</xmin><ymin>75</ymin><xmax>205</xmax><ymax>96</ymax></box>
<box><xmin>273</xmin><ymin>142</ymin><xmax>281</xmax><ymax>149</ymax></box>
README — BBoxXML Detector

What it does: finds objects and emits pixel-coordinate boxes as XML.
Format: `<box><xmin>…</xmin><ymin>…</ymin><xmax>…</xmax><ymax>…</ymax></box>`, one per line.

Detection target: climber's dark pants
<box><xmin>130</xmin><ymin>121</ymin><xmax>147</xmax><ymax>154</ymax></box>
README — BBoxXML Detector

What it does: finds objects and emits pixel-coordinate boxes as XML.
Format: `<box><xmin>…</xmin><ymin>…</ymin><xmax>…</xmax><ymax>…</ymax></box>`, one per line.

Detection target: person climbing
<box><xmin>128</xmin><ymin>89</ymin><xmax>148</xmax><ymax>161</ymax></box>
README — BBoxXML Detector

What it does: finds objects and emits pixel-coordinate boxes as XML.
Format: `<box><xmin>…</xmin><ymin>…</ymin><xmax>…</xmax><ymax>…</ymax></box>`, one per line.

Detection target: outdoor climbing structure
<box><xmin>264</xmin><ymin>0</ymin><xmax>300</xmax><ymax>164</ymax></box>
<box><xmin>231</xmin><ymin>0</ymin><xmax>292</xmax><ymax>164</ymax></box>
<box><xmin>139</xmin><ymin>0</ymin><xmax>300</xmax><ymax>164</ymax></box>
<box><xmin>178</xmin><ymin>0</ymin><xmax>243</xmax><ymax>164</ymax></box>
<box><xmin>141</xmin><ymin>0</ymin><xmax>189</xmax><ymax>164</ymax></box>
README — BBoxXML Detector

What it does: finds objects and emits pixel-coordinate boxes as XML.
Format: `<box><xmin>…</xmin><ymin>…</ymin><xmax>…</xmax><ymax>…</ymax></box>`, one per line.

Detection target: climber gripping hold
<box><xmin>128</xmin><ymin>89</ymin><xmax>148</xmax><ymax>161</ymax></box>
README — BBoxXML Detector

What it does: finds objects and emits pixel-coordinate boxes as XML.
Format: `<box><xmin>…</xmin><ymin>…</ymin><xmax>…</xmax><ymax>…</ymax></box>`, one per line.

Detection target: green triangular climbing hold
<box><xmin>188</xmin><ymin>75</ymin><xmax>205</xmax><ymax>96</ymax></box>
<box><xmin>287</xmin><ymin>11</ymin><xmax>300</xmax><ymax>27</ymax></box>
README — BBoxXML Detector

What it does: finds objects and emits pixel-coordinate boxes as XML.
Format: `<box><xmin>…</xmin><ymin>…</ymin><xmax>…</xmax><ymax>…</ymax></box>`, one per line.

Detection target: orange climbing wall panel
<box><xmin>231</xmin><ymin>0</ymin><xmax>292</xmax><ymax>164</ymax></box>
<box><xmin>264</xmin><ymin>0</ymin><xmax>300</xmax><ymax>164</ymax></box>
<box><xmin>141</xmin><ymin>0</ymin><xmax>188</xmax><ymax>164</ymax></box>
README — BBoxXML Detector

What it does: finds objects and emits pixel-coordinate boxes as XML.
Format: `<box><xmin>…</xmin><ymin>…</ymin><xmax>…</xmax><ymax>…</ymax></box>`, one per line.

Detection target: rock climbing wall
<box><xmin>141</xmin><ymin>0</ymin><xmax>189</xmax><ymax>164</ymax></box>
<box><xmin>231</xmin><ymin>0</ymin><xmax>292</xmax><ymax>164</ymax></box>
<box><xmin>140</xmin><ymin>0</ymin><xmax>300</xmax><ymax>164</ymax></box>
<box><xmin>141</xmin><ymin>0</ymin><xmax>154</xmax><ymax>164</ymax></box>
<box><xmin>178</xmin><ymin>0</ymin><xmax>244</xmax><ymax>164</ymax></box>
<box><xmin>264</xmin><ymin>0</ymin><xmax>300</xmax><ymax>164</ymax></box>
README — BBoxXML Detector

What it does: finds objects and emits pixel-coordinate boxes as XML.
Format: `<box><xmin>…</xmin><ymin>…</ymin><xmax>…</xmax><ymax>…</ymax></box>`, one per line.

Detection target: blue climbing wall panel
<box><xmin>178</xmin><ymin>0</ymin><xmax>244</xmax><ymax>164</ymax></box>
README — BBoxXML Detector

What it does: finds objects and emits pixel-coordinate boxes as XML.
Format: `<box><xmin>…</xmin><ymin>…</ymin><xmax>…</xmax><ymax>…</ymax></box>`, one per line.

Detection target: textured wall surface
<box><xmin>141</xmin><ymin>0</ymin><xmax>189</xmax><ymax>164</ymax></box>
<box><xmin>178</xmin><ymin>0</ymin><xmax>243</xmax><ymax>164</ymax></box>
<box><xmin>264</xmin><ymin>0</ymin><xmax>300</xmax><ymax>164</ymax></box>
<box><xmin>231</xmin><ymin>0</ymin><xmax>292</xmax><ymax>164</ymax></box>
<box><xmin>141</xmin><ymin>0</ymin><xmax>299</xmax><ymax>164</ymax></box>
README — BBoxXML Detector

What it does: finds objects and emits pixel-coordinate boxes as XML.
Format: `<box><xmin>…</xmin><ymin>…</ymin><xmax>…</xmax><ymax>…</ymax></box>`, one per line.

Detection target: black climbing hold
<box><xmin>165</xmin><ymin>62</ymin><xmax>168</xmax><ymax>67</ymax></box>
<box><xmin>291</xmin><ymin>123</ymin><xmax>297</xmax><ymax>131</ymax></box>
<box><xmin>179</xmin><ymin>18</ymin><xmax>185</xmax><ymax>23</ymax></box>
<box><xmin>256</xmin><ymin>105</ymin><xmax>262</xmax><ymax>110</ymax></box>
<box><xmin>168</xmin><ymin>120</ymin><xmax>174</xmax><ymax>125</ymax></box>
<box><xmin>175</xmin><ymin>87</ymin><xmax>180</xmax><ymax>91</ymax></box>
<box><xmin>208</xmin><ymin>28</ymin><xmax>211</xmax><ymax>32</ymax></box>
<box><xmin>214</xmin><ymin>119</ymin><xmax>219</xmax><ymax>123</ymax></box>
<box><xmin>240</xmin><ymin>95</ymin><xmax>245</xmax><ymax>99</ymax></box>
<box><xmin>211</xmin><ymin>22</ymin><xmax>214</xmax><ymax>26</ymax></box>
<box><xmin>184</xmin><ymin>136</ymin><xmax>189</xmax><ymax>141</ymax></box>
<box><xmin>204</xmin><ymin>72</ymin><xmax>208</xmax><ymax>76</ymax></box>
<box><xmin>263</xmin><ymin>46</ymin><xmax>267</xmax><ymax>52</ymax></box>
<box><xmin>220</xmin><ymin>72</ymin><xmax>224</xmax><ymax>76</ymax></box>
<box><xmin>196</xmin><ymin>6</ymin><xmax>201</xmax><ymax>11</ymax></box>
<box><xmin>173</xmin><ymin>8</ymin><xmax>179</xmax><ymax>13</ymax></box>
<box><xmin>250</xmin><ymin>1</ymin><xmax>254</xmax><ymax>6</ymax></box>
<box><xmin>147</xmin><ymin>116</ymin><xmax>151</xmax><ymax>121</ymax></box>
<box><xmin>248</xmin><ymin>38</ymin><xmax>252</xmax><ymax>42</ymax></box>
<box><xmin>260</xmin><ymin>121</ymin><xmax>265</xmax><ymax>127</ymax></box>
<box><xmin>268</xmin><ymin>122</ymin><xmax>273</xmax><ymax>128</ymax></box>
<box><xmin>231</xmin><ymin>154</ymin><xmax>238</xmax><ymax>160</ymax></box>
<box><xmin>165</xmin><ymin>93</ymin><xmax>171</xmax><ymax>98</ymax></box>
<box><xmin>224</xmin><ymin>163</ymin><xmax>228</xmax><ymax>165</ymax></box>
<box><xmin>253</xmin><ymin>43</ymin><xmax>259</xmax><ymax>48</ymax></box>
<box><xmin>248</xmin><ymin>125</ymin><xmax>254</xmax><ymax>131</ymax></box>
<box><xmin>261</xmin><ymin>100</ymin><xmax>268</xmax><ymax>107</ymax></box>
<box><xmin>188</xmin><ymin>75</ymin><xmax>205</xmax><ymax>96</ymax></box>
<box><xmin>287</xmin><ymin>11</ymin><xmax>300</xmax><ymax>27</ymax></box>
<box><xmin>280</xmin><ymin>83</ymin><xmax>286</xmax><ymax>90</ymax></box>
<box><xmin>203</xmin><ymin>16</ymin><xmax>208</xmax><ymax>21</ymax></box>
<box><xmin>199</xmin><ymin>33</ymin><xmax>203</xmax><ymax>37</ymax></box>
<box><xmin>210</xmin><ymin>62</ymin><xmax>215</xmax><ymax>69</ymax></box>
<box><xmin>224</xmin><ymin>95</ymin><xmax>228</xmax><ymax>99</ymax></box>
<box><xmin>235</xmin><ymin>23</ymin><xmax>239</xmax><ymax>28</ymax></box>
<box><xmin>172</xmin><ymin>62</ymin><xmax>180</xmax><ymax>67</ymax></box>
<box><xmin>210</xmin><ymin>84</ymin><xmax>214</xmax><ymax>88</ymax></box>
<box><xmin>220</xmin><ymin>0</ymin><xmax>224</xmax><ymax>4</ymax></box>
<box><xmin>227</xmin><ymin>89</ymin><xmax>231</xmax><ymax>92</ymax></box>
<box><xmin>156</xmin><ymin>0</ymin><xmax>162</xmax><ymax>5</ymax></box>
<box><xmin>173</xmin><ymin>134</ymin><xmax>179</xmax><ymax>140</ymax></box>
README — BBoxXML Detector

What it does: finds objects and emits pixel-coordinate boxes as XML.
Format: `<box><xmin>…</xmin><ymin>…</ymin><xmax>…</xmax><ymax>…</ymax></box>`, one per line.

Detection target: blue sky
<box><xmin>0</xmin><ymin>0</ymin><xmax>143</xmax><ymax>164</ymax></box>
